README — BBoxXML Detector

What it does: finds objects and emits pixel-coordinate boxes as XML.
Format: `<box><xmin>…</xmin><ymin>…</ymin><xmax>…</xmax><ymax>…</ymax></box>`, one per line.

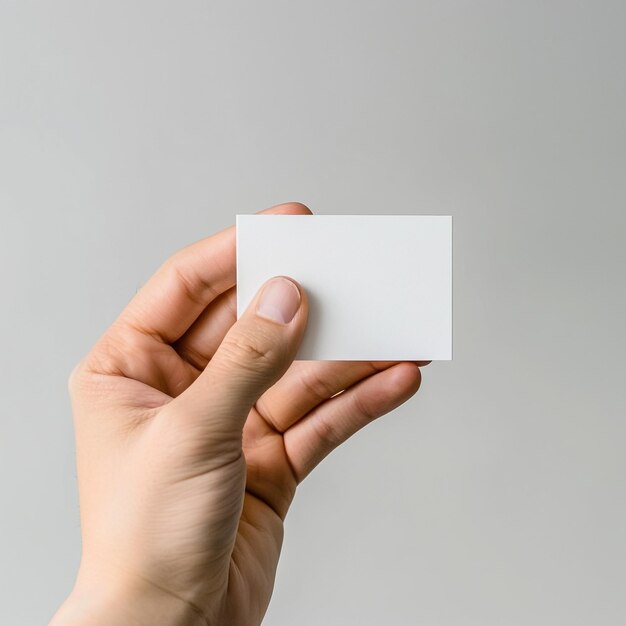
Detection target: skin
<box><xmin>50</xmin><ymin>202</ymin><xmax>428</xmax><ymax>626</ymax></box>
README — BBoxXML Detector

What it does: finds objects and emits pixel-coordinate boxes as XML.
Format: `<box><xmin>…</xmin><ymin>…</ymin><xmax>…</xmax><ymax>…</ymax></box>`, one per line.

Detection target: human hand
<box><xmin>50</xmin><ymin>202</ymin><xmax>427</xmax><ymax>626</ymax></box>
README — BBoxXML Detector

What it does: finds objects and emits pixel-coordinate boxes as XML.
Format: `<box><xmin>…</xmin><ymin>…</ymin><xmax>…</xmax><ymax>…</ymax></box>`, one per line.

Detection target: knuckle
<box><xmin>352</xmin><ymin>390</ymin><xmax>377</xmax><ymax>423</ymax></box>
<box><xmin>67</xmin><ymin>329</ymin><xmax>139</xmax><ymax>396</ymax></box>
<box><xmin>300</xmin><ymin>368</ymin><xmax>339</xmax><ymax>402</ymax></box>
<box><xmin>310</xmin><ymin>414</ymin><xmax>343</xmax><ymax>449</ymax></box>
<box><xmin>91</xmin><ymin>327</ymin><xmax>151</xmax><ymax>377</ymax></box>
<box><xmin>168</xmin><ymin>256</ymin><xmax>219</xmax><ymax>306</ymax></box>
<box><xmin>219</xmin><ymin>328</ymin><xmax>275</xmax><ymax>371</ymax></box>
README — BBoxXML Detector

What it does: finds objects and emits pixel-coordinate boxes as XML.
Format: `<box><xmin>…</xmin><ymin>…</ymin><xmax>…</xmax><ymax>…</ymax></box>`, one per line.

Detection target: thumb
<box><xmin>171</xmin><ymin>276</ymin><xmax>308</xmax><ymax>435</ymax></box>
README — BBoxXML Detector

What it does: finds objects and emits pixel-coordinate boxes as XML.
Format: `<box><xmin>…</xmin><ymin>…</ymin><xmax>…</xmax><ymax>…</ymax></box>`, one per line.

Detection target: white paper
<box><xmin>236</xmin><ymin>215</ymin><xmax>452</xmax><ymax>360</ymax></box>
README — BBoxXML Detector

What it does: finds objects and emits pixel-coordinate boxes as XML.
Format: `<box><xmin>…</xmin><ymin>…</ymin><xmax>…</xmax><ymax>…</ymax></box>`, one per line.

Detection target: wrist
<box><xmin>50</xmin><ymin>569</ymin><xmax>208</xmax><ymax>626</ymax></box>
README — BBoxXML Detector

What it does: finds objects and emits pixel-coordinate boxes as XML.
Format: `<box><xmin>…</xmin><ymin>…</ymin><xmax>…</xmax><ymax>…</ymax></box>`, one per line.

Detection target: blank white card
<box><xmin>236</xmin><ymin>215</ymin><xmax>452</xmax><ymax>360</ymax></box>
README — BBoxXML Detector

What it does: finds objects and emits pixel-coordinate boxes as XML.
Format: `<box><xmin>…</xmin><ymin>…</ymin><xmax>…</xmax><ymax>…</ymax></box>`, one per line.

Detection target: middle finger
<box><xmin>256</xmin><ymin>360</ymin><xmax>401</xmax><ymax>432</ymax></box>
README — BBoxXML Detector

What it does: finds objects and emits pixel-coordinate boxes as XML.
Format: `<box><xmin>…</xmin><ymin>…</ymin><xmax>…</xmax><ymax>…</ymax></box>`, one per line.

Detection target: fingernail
<box><xmin>256</xmin><ymin>277</ymin><xmax>301</xmax><ymax>324</ymax></box>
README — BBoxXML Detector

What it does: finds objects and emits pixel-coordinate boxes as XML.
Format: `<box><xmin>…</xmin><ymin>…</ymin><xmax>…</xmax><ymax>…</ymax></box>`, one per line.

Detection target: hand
<box><xmin>50</xmin><ymin>202</ymin><xmax>427</xmax><ymax>626</ymax></box>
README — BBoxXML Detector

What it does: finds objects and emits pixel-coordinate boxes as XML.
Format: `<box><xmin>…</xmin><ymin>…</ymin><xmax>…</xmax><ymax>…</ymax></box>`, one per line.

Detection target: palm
<box><xmin>91</xmin><ymin>329</ymin><xmax>419</xmax><ymax>621</ymax></box>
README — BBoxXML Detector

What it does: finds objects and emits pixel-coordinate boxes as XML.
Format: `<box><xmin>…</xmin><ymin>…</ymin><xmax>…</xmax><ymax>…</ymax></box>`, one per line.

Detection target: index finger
<box><xmin>116</xmin><ymin>202</ymin><xmax>312</xmax><ymax>344</ymax></box>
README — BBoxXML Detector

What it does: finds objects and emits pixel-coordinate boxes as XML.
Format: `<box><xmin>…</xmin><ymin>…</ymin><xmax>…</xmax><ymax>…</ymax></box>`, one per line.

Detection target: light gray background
<box><xmin>1</xmin><ymin>2</ymin><xmax>624</xmax><ymax>624</ymax></box>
